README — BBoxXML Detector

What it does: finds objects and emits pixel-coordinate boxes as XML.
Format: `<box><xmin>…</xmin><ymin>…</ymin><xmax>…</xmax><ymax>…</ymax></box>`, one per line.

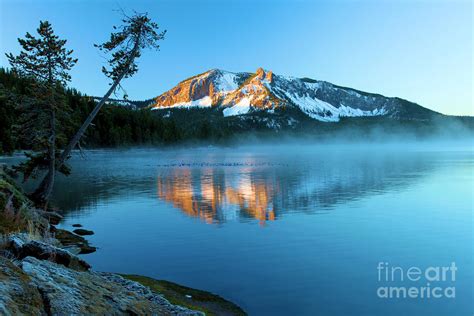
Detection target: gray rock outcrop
<box><xmin>0</xmin><ymin>256</ymin><xmax>202</xmax><ymax>316</ymax></box>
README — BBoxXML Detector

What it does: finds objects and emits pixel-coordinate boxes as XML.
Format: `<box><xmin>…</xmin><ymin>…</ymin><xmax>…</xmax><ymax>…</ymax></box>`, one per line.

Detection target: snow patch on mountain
<box><xmin>286</xmin><ymin>94</ymin><xmax>340</xmax><ymax>122</ymax></box>
<box><xmin>215</xmin><ymin>72</ymin><xmax>239</xmax><ymax>93</ymax></box>
<box><xmin>223</xmin><ymin>97</ymin><xmax>252</xmax><ymax>117</ymax></box>
<box><xmin>152</xmin><ymin>96</ymin><xmax>213</xmax><ymax>110</ymax></box>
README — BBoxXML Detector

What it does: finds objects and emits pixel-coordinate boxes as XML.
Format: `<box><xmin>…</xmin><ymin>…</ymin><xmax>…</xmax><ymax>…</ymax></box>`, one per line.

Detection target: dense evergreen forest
<box><xmin>0</xmin><ymin>67</ymin><xmax>212</xmax><ymax>154</ymax></box>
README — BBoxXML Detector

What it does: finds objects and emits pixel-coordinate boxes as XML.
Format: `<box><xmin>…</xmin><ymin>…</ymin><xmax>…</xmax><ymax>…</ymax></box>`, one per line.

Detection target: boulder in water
<box><xmin>73</xmin><ymin>228</ymin><xmax>94</xmax><ymax>236</ymax></box>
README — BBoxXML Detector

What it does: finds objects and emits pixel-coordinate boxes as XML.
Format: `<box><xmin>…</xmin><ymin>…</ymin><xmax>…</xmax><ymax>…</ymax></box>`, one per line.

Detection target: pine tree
<box><xmin>6</xmin><ymin>21</ymin><xmax>77</xmax><ymax>204</ymax></box>
<box><xmin>33</xmin><ymin>12</ymin><xmax>165</xmax><ymax>200</ymax></box>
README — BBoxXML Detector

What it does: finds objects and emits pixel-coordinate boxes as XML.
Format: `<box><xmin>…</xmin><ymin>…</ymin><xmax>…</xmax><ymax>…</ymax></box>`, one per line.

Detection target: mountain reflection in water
<box><xmin>3</xmin><ymin>146</ymin><xmax>440</xmax><ymax>223</ymax></box>
<box><xmin>157</xmin><ymin>168</ymin><xmax>277</xmax><ymax>225</ymax></box>
<box><xmin>153</xmin><ymin>150</ymin><xmax>433</xmax><ymax>225</ymax></box>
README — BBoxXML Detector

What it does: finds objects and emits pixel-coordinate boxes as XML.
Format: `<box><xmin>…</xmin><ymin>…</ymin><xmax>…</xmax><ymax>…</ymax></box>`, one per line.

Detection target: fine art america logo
<box><xmin>377</xmin><ymin>262</ymin><xmax>457</xmax><ymax>299</ymax></box>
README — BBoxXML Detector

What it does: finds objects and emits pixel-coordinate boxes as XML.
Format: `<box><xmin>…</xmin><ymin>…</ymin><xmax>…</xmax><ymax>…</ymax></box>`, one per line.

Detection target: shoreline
<box><xmin>0</xmin><ymin>169</ymin><xmax>246</xmax><ymax>315</ymax></box>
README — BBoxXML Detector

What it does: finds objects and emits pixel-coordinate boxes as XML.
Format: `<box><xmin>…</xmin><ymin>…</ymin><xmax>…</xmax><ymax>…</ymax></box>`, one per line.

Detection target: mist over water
<box><xmin>1</xmin><ymin>142</ymin><xmax>472</xmax><ymax>315</ymax></box>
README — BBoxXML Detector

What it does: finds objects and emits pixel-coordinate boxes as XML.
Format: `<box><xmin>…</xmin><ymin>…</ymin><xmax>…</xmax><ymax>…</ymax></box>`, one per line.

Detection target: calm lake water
<box><xmin>2</xmin><ymin>144</ymin><xmax>473</xmax><ymax>315</ymax></box>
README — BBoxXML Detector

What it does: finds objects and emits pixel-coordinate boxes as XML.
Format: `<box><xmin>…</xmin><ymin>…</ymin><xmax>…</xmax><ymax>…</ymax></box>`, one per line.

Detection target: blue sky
<box><xmin>0</xmin><ymin>0</ymin><xmax>472</xmax><ymax>115</ymax></box>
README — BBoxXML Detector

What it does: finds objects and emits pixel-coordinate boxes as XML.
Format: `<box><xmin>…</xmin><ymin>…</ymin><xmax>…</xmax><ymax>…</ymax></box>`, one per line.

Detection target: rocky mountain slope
<box><xmin>150</xmin><ymin>68</ymin><xmax>438</xmax><ymax>122</ymax></box>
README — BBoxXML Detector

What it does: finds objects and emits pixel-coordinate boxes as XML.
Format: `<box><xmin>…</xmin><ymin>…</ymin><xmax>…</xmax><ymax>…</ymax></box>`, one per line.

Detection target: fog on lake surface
<box><xmin>2</xmin><ymin>143</ymin><xmax>472</xmax><ymax>315</ymax></box>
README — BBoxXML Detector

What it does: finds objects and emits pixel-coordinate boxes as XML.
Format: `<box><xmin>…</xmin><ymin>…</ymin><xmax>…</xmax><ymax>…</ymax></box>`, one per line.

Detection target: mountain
<box><xmin>149</xmin><ymin>67</ymin><xmax>439</xmax><ymax>123</ymax></box>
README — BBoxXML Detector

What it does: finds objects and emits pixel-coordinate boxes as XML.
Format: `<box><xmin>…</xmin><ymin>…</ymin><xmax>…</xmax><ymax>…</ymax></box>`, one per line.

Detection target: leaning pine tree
<box><xmin>33</xmin><ymin>12</ymin><xmax>166</xmax><ymax>201</ymax></box>
<box><xmin>6</xmin><ymin>21</ymin><xmax>77</xmax><ymax>204</ymax></box>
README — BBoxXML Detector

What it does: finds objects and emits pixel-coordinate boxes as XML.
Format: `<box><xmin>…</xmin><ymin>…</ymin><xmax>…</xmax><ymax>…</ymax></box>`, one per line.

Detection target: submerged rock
<box><xmin>54</xmin><ymin>228</ymin><xmax>96</xmax><ymax>254</ymax></box>
<box><xmin>72</xmin><ymin>223</ymin><xmax>82</xmax><ymax>228</ymax></box>
<box><xmin>77</xmin><ymin>244</ymin><xmax>97</xmax><ymax>254</ymax></box>
<box><xmin>73</xmin><ymin>228</ymin><xmax>94</xmax><ymax>236</ymax></box>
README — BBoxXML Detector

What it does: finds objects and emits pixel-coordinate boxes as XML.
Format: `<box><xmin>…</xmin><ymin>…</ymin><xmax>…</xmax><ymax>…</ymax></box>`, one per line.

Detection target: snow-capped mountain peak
<box><xmin>151</xmin><ymin>68</ymin><xmax>436</xmax><ymax>122</ymax></box>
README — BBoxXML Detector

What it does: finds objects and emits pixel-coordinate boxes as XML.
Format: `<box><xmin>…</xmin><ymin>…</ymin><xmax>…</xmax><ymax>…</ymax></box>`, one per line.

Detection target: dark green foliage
<box><xmin>0</xmin><ymin>85</ymin><xmax>15</xmax><ymax>154</ymax></box>
<box><xmin>198</xmin><ymin>120</ymin><xmax>212</xmax><ymax>139</ymax></box>
<box><xmin>0</xmin><ymin>67</ymin><xmax>183</xmax><ymax>149</ymax></box>
<box><xmin>96</xmin><ymin>13</ymin><xmax>166</xmax><ymax>82</ymax></box>
<box><xmin>5</xmin><ymin>21</ymin><xmax>77</xmax><ymax>84</ymax></box>
<box><xmin>87</xmin><ymin>105</ymin><xmax>168</xmax><ymax>146</ymax></box>
<box><xmin>5</xmin><ymin>21</ymin><xmax>77</xmax><ymax>196</ymax></box>
<box><xmin>0</xmin><ymin>69</ymin><xmax>39</xmax><ymax>153</ymax></box>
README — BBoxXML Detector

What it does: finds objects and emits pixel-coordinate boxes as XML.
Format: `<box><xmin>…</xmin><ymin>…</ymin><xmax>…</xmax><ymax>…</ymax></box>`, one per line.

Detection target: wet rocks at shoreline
<box><xmin>73</xmin><ymin>228</ymin><xmax>94</xmax><ymax>236</ymax></box>
<box><xmin>3</xmin><ymin>234</ymin><xmax>90</xmax><ymax>271</ymax></box>
<box><xmin>53</xmin><ymin>228</ymin><xmax>97</xmax><ymax>254</ymax></box>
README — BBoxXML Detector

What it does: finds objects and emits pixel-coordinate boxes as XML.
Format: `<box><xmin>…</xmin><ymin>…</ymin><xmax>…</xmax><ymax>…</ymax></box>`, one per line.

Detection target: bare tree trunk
<box><xmin>32</xmin><ymin>114</ymin><xmax>56</xmax><ymax>205</ymax></box>
<box><xmin>56</xmin><ymin>66</ymin><xmax>129</xmax><ymax>169</ymax></box>
<box><xmin>42</xmin><ymin>107</ymin><xmax>56</xmax><ymax>202</ymax></box>
<box><xmin>33</xmin><ymin>42</ymin><xmax>140</xmax><ymax>201</ymax></box>
<box><xmin>32</xmin><ymin>67</ymin><xmax>57</xmax><ymax>206</ymax></box>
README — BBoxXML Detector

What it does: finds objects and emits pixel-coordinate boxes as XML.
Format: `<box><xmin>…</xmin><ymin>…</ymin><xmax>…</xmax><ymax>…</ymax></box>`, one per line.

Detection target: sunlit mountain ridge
<box><xmin>149</xmin><ymin>67</ymin><xmax>439</xmax><ymax>123</ymax></box>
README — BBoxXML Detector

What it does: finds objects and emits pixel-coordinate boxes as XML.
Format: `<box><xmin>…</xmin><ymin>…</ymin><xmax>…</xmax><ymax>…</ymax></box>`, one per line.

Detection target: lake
<box><xmin>2</xmin><ymin>144</ymin><xmax>472</xmax><ymax>315</ymax></box>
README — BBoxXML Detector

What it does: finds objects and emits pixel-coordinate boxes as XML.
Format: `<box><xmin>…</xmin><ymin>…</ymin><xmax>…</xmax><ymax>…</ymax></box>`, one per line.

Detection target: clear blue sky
<box><xmin>0</xmin><ymin>0</ymin><xmax>472</xmax><ymax>115</ymax></box>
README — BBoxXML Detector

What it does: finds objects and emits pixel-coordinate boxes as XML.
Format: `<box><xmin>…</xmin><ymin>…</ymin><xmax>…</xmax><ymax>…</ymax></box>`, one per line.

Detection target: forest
<box><xmin>0</xmin><ymin>67</ymin><xmax>236</xmax><ymax>155</ymax></box>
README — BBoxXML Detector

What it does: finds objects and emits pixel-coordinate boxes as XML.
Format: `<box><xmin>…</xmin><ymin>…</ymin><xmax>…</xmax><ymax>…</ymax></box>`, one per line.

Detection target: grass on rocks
<box><xmin>122</xmin><ymin>274</ymin><xmax>246</xmax><ymax>316</ymax></box>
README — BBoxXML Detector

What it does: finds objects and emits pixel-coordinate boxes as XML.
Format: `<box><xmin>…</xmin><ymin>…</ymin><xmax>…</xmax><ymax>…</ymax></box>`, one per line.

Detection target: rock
<box><xmin>0</xmin><ymin>170</ymin><xmax>49</xmax><ymax>235</ymax></box>
<box><xmin>0</xmin><ymin>257</ymin><xmax>45</xmax><ymax>315</ymax></box>
<box><xmin>222</xmin><ymin>67</ymin><xmax>279</xmax><ymax>110</ymax></box>
<box><xmin>54</xmin><ymin>228</ymin><xmax>85</xmax><ymax>245</ymax></box>
<box><xmin>123</xmin><ymin>275</ymin><xmax>247</xmax><ymax>316</ymax></box>
<box><xmin>73</xmin><ymin>228</ymin><xmax>94</xmax><ymax>236</ymax></box>
<box><xmin>255</xmin><ymin>67</ymin><xmax>265</xmax><ymax>79</ymax></box>
<box><xmin>265</xmin><ymin>70</ymin><xmax>273</xmax><ymax>83</ymax></box>
<box><xmin>54</xmin><ymin>228</ymin><xmax>82</xmax><ymax>246</ymax></box>
<box><xmin>24</xmin><ymin>240</ymin><xmax>91</xmax><ymax>271</ymax></box>
<box><xmin>20</xmin><ymin>257</ymin><xmax>203</xmax><ymax>316</ymax></box>
<box><xmin>55</xmin><ymin>228</ymin><xmax>96</xmax><ymax>254</ymax></box>
<box><xmin>8</xmin><ymin>238</ymin><xmax>90</xmax><ymax>271</ymax></box>
<box><xmin>39</xmin><ymin>210</ymin><xmax>63</xmax><ymax>225</ymax></box>
<box><xmin>78</xmin><ymin>244</ymin><xmax>97</xmax><ymax>254</ymax></box>
<box><xmin>61</xmin><ymin>245</ymin><xmax>82</xmax><ymax>255</ymax></box>
<box><xmin>72</xmin><ymin>224</ymin><xmax>82</xmax><ymax>228</ymax></box>
<box><xmin>5</xmin><ymin>233</ymin><xmax>27</xmax><ymax>254</ymax></box>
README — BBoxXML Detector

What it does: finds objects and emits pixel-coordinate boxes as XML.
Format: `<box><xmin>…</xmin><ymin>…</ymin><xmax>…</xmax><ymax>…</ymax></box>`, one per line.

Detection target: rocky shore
<box><xmin>0</xmin><ymin>169</ymin><xmax>245</xmax><ymax>315</ymax></box>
